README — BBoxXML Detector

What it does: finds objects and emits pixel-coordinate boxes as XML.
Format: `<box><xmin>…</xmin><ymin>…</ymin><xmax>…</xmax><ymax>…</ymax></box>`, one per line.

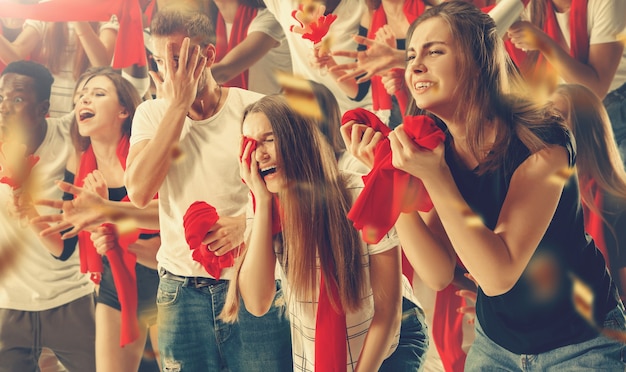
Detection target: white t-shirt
<box><xmin>268</xmin><ymin>171</ymin><xmax>419</xmax><ymax>371</ymax></box>
<box><xmin>247</xmin><ymin>8</ymin><xmax>292</xmax><ymax>95</ymax></box>
<box><xmin>0</xmin><ymin>116</ymin><xmax>94</xmax><ymax>311</ymax></box>
<box><xmin>263</xmin><ymin>0</ymin><xmax>373</xmax><ymax>114</ymax></box>
<box><xmin>130</xmin><ymin>88</ymin><xmax>264</xmax><ymax>279</ymax></box>
<box><xmin>523</xmin><ymin>0</ymin><xmax>626</xmax><ymax>93</ymax></box>
<box><xmin>25</xmin><ymin>18</ymin><xmax>120</xmax><ymax>117</ymax></box>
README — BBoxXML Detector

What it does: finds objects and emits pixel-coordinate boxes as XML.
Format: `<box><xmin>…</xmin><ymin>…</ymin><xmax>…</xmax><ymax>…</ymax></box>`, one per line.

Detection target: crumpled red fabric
<box><xmin>0</xmin><ymin>142</ymin><xmax>40</xmax><ymax>190</ymax></box>
<box><xmin>341</xmin><ymin>108</ymin><xmax>445</xmax><ymax>244</ymax></box>
<box><xmin>0</xmin><ymin>0</ymin><xmax>145</xmax><ymax>69</ymax></box>
<box><xmin>289</xmin><ymin>3</ymin><xmax>337</xmax><ymax>44</ymax></box>
<box><xmin>183</xmin><ymin>201</ymin><xmax>237</xmax><ymax>280</ymax></box>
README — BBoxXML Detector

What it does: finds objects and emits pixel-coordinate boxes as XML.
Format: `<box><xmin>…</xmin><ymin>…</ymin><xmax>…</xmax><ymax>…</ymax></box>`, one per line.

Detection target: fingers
<box><xmin>35</xmin><ymin>198</ymin><xmax>64</xmax><ymax>209</ymax></box>
<box><xmin>39</xmin><ymin>221</ymin><xmax>74</xmax><ymax>237</ymax></box>
<box><xmin>55</xmin><ymin>180</ymin><xmax>83</xmax><ymax>197</ymax></box>
<box><xmin>456</xmin><ymin>289</ymin><xmax>478</xmax><ymax>302</ymax></box>
<box><xmin>30</xmin><ymin>213</ymin><xmax>63</xmax><ymax>225</ymax></box>
<box><xmin>329</xmin><ymin>50</ymin><xmax>358</xmax><ymax>60</ymax></box>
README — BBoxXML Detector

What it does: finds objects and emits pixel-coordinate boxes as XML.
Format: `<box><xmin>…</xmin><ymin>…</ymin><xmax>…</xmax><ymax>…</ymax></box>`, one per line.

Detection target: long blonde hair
<box><xmin>221</xmin><ymin>95</ymin><xmax>366</xmax><ymax>322</ymax></box>
<box><xmin>553</xmin><ymin>84</ymin><xmax>626</xmax><ymax>206</ymax></box>
<box><xmin>38</xmin><ymin>22</ymin><xmax>98</xmax><ymax>81</ymax></box>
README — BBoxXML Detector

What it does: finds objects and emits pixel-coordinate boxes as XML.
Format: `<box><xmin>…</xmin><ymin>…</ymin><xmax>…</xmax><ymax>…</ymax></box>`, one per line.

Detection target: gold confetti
<box><xmin>525</xmin><ymin>253</ymin><xmax>560</xmax><ymax>301</ymax></box>
<box><xmin>318</xmin><ymin>34</ymin><xmax>334</xmax><ymax>57</ymax></box>
<box><xmin>275</xmin><ymin>71</ymin><xmax>323</xmax><ymax>120</ymax></box>
<box><xmin>362</xmin><ymin>225</ymin><xmax>380</xmax><ymax>244</ymax></box>
<box><xmin>571</xmin><ymin>274</ymin><xmax>594</xmax><ymax>323</ymax></box>
<box><xmin>170</xmin><ymin>145</ymin><xmax>185</xmax><ymax>163</ymax></box>
<box><xmin>548</xmin><ymin>166</ymin><xmax>575</xmax><ymax>185</ymax></box>
<box><xmin>114</xmin><ymin>216</ymin><xmax>139</xmax><ymax>236</ymax></box>
<box><xmin>0</xmin><ymin>238</ymin><xmax>24</xmax><ymax>282</ymax></box>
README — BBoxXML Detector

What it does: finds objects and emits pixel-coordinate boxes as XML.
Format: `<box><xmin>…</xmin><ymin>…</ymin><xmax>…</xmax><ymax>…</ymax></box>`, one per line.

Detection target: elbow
<box><xmin>126</xmin><ymin>187</ymin><xmax>151</xmax><ymax>209</ymax></box>
<box><xmin>241</xmin><ymin>295</ymin><xmax>273</xmax><ymax>317</ymax></box>
<box><xmin>480</xmin><ymin>279</ymin><xmax>517</xmax><ymax>297</ymax></box>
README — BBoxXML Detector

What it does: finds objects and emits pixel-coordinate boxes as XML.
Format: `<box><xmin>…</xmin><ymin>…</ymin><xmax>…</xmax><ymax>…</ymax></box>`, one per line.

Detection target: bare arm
<box><xmin>125</xmin><ymin>38</ymin><xmax>206</xmax><ymax>207</ymax></box>
<box><xmin>237</xmin><ymin>143</ymin><xmax>277</xmax><ymax>316</ymax></box>
<box><xmin>0</xmin><ymin>25</ymin><xmax>40</xmax><ymax>64</ymax></box>
<box><xmin>128</xmin><ymin>235</ymin><xmax>160</xmax><ymax>269</ymax></box>
<box><xmin>508</xmin><ymin>21</ymin><xmax>623</xmax><ymax>98</ymax></box>
<box><xmin>71</xmin><ymin>21</ymin><xmax>117</xmax><ymax>67</ymax></box>
<box><xmin>32</xmin><ymin>181</ymin><xmax>160</xmax><ymax>238</ymax></box>
<box><xmin>355</xmin><ymin>246</ymin><xmax>403</xmax><ymax>372</ymax></box>
<box><xmin>395</xmin><ymin>209</ymin><xmax>456</xmax><ymax>290</ymax></box>
<box><xmin>212</xmin><ymin>31</ymin><xmax>278</xmax><ymax>85</ymax></box>
<box><xmin>391</xmin><ymin>125</ymin><xmax>570</xmax><ymax>296</ymax></box>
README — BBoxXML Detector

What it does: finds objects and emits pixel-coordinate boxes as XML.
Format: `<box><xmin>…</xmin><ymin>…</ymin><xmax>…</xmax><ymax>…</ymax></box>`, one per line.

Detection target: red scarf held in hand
<box><xmin>76</xmin><ymin>135</ymin><xmax>158</xmax><ymax>347</ymax></box>
<box><xmin>215</xmin><ymin>4</ymin><xmax>258</xmax><ymax>90</ymax></box>
<box><xmin>582</xmin><ymin>180</ymin><xmax>609</xmax><ymax>267</ymax></box>
<box><xmin>506</xmin><ymin>0</ymin><xmax>588</xmax><ymax>90</ymax></box>
<box><xmin>432</xmin><ymin>283</ymin><xmax>467</xmax><ymax>372</ymax></box>
<box><xmin>341</xmin><ymin>108</ymin><xmax>445</xmax><ymax>244</ymax></box>
<box><xmin>0</xmin><ymin>0</ymin><xmax>146</xmax><ymax>69</ymax></box>
<box><xmin>368</xmin><ymin>0</ymin><xmax>424</xmax><ymax>112</ymax></box>
<box><xmin>183</xmin><ymin>201</ymin><xmax>243</xmax><ymax>279</ymax></box>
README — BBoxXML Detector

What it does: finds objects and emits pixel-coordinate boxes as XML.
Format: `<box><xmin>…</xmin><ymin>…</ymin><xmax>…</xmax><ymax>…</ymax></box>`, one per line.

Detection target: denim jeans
<box><xmin>157</xmin><ymin>275</ymin><xmax>292</xmax><ymax>372</ymax></box>
<box><xmin>380</xmin><ymin>297</ymin><xmax>430</xmax><ymax>371</ymax></box>
<box><xmin>604</xmin><ymin>83</ymin><xmax>626</xmax><ymax>169</ymax></box>
<box><xmin>465</xmin><ymin>303</ymin><xmax>626</xmax><ymax>371</ymax></box>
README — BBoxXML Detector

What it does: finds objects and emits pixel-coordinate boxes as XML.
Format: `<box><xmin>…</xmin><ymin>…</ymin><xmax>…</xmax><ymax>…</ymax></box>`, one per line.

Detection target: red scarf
<box><xmin>507</xmin><ymin>0</ymin><xmax>588</xmax><ymax>90</ymax></box>
<box><xmin>76</xmin><ymin>135</ymin><xmax>157</xmax><ymax>347</ymax></box>
<box><xmin>582</xmin><ymin>180</ymin><xmax>609</xmax><ymax>267</ymax></box>
<box><xmin>432</xmin><ymin>280</ymin><xmax>467</xmax><ymax>372</ymax></box>
<box><xmin>368</xmin><ymin>0</ymin><xmax>424</xmax><ymax>112</ymax></box>
<box><xmin>315</xmin><ymin>266</ymin><xmax>346</xmax><ymax>372</ymax></box>
<box><xmin>183</xmin><ymin>201</ymin><xmax>243</xmax><ymax>279</ymax></box>
<box><xmin>0</xmin><ymin>0</ymin><xmax>145</xmax><ymax>69</ymax></box>
<box><xmin>341</xmin><ymin>108</ymin><xmax>445</xmax><ymax>244</ymax></box>
<box><xmin>215</xmin><ymin>4</ymin><xmax>258</xmax><ymax>89</ymax></box>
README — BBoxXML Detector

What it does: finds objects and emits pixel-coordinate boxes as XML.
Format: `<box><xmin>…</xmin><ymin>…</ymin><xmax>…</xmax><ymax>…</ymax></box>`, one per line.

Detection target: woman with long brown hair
<box><xmin>223</xmin><ymin>94</ymin><xmax>428</xmax><ymax>371</ymax></box>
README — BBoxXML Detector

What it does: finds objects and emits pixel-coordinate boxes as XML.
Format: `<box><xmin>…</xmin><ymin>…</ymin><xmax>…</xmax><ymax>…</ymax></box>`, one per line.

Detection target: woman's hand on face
<box><xmin>388</xmin><ymin>124</ymin><xmax>446</xmax><ymax>182</ymax></box>
<box><xmin>340</xmin><ymin>121</ymin><xmax>384</xmax><ymax>170</ymax></box>
<box><xmin>239</xmin><ymin>138</ymin><xmax>272</xmax><ymax>201</ymax></box>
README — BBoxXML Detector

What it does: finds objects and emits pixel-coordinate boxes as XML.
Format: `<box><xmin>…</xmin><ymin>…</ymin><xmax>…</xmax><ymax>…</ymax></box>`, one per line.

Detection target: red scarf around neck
<box><xmin>368</xmin><ymin>0</ymin><xmax>424</xmax><ymax>112</ymax></box>
<box><xmin>76</xmin><ymin>135</ymin><xmax>157</xmax><ymax>347</ymax></box>
<box><xmin>341</xmin><ymin>108</ymin><xmax>445</xmax><ymax>244</ymax></box>
<box><xmin>507</xmin><ymin>0</ymin><xmax>588</xmax><ymax>90</ymax></box>
<box><xmin>215</xmin><ymin>4</ymin><xmax>258</xmax><ymax>90</ymax></box>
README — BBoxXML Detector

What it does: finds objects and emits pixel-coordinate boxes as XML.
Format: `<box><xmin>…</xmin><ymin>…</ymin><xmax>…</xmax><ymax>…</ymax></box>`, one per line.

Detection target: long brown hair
<box><xmin>70</xmin><ymin>67</ymin><xmax>142</xmax><ymax>153</ymax></box>
<box><xmin>553</xmin><ymin>84</ymin><xmax>626</xmax><ymax>205</ymax></box>
<box><xmin>221</xmin><ymin>95</ymin><xmax>366</xmax><ymax>322</ymax></box>
<box><xmin>405</xmin><ymin>1</ymin><xmax>565</xmax><ymax>174</ymax></box>
<box><xmin>37</xmin><ymin>22</ymin><xmax>99</xmax><ymax>81</ymax></box>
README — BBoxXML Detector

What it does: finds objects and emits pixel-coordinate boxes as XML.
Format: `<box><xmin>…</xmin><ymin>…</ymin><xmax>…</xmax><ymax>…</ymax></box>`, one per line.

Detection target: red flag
<box><xmin>0</xmin><ymin>0</ymin><xmax>145</xmax><ymax>69</ymax></box>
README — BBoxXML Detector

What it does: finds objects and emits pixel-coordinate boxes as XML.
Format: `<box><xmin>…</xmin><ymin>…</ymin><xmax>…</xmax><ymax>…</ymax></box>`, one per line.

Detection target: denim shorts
<box><xmin>465</xmin><ymin>303</ymin><xmax>626</xmax><ymax>371</ymax></box>
<box><xmin>156</xmin><ymin>274</ymin><xmax>292</xmax><ymax>372</ymax></box>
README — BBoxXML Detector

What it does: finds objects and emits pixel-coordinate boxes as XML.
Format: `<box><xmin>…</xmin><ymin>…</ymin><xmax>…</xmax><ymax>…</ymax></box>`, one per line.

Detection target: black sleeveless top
<box><xmin>446</xmin><ymin>125</ymin><xmax>619</xmax><ymax>354</ymax></box>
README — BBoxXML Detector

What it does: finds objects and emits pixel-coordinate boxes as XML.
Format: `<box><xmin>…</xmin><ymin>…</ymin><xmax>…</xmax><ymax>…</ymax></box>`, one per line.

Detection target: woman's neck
<box><xmin>90</xmin><ymin>135</ymin><xmax>122</xmax><ymax>166</ymax></box>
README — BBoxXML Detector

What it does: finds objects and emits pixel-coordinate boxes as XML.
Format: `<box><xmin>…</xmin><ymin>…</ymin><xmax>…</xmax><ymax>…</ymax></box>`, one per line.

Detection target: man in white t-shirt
<box><xmin>0</xmin><ymin>60</ymin><xmax>95</xmax><ymax>371</ymax></box>
<box><xmin>125</xmin><ymin>10</ymin><xmax>292</xmax><ymax>371</ymax></box>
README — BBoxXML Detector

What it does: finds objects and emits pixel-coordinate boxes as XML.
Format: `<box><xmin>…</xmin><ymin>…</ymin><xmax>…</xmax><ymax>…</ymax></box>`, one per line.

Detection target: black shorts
<box><xmin>97</xmin><ymin>257</ymin><xmax>159</xmax><ymax>327</ymax></box>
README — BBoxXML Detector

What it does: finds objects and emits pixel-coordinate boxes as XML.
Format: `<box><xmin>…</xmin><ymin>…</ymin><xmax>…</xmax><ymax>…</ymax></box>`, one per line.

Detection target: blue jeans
<box><xmin>380</xmin><ymin>297</ymin><xmax>429</xmax><ymax>371</ymax></box>
<box><xmin>604</xmin><ymin>83</ymin><xmax>626</xmax><ymax>169</ymax></box>
<box><xmin>156</xmin><ymin>275</ymin><xmax>292</xmax><ymax>372</ymax></box>
<box><xmin>465</xmin><ymin>303</ymin><xmax>626</xmax><ymax>371</ymax></box>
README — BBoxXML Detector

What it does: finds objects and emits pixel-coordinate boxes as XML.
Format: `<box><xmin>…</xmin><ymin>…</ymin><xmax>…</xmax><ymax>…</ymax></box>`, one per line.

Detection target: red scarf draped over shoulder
<box><xmin>506</xmin><ymin>0</ymin><xmax>588</xmax><ymax>90</ymax></box>
<box><xmin>215</xmin><ymin>4</ymin><xmax>258</xmax><ymax>90</ymax></box>
<box><xmin>76</xmin><ymin>135</ymin><xmax>158</xmax><ymax>347</ymax></box>
<box><xmin>368</xmin><ymin>0</ymin><xmax>425</xmax><ymax>113</ymax></box>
